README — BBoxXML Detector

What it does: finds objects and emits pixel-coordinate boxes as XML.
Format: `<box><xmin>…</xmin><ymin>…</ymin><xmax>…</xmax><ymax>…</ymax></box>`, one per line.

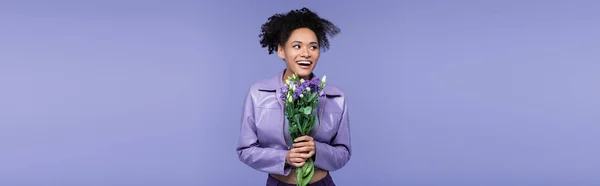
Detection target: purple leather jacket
<box><xmin>236</xmin><ymin>70</ymin><xmax>351</xmax><ymax>176</ymax></box>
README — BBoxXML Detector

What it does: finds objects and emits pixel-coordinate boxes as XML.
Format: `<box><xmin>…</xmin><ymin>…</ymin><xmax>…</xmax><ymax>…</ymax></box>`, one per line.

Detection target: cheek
<box><xmin>283</xmin><ymin>50</ymin><xmax>297</xmax><ymax>62</ymax></box>
<box><xmin>311</xmin><ymin>49</ymin><xmax>320</xmax><ymax>56</ymax></box>
<box><xmin>285</xmin><ymin>59</ymin><xmax>295</xmax><ymax>67</ymax></box>
<box><xmin>285</xmin><ymin>49</ymin><xmax>298</xmax><ymax>57</ymax></box>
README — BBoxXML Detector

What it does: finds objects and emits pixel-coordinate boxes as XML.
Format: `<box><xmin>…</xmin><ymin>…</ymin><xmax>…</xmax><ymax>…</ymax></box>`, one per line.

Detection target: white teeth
<box><xmin>297</xmin><ymin>61</ymin><xmax>312</xmax><ymax>65</ymax></box>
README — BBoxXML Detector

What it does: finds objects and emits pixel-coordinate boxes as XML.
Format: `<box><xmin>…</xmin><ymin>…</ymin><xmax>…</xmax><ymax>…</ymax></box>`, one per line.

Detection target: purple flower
<box><xmin>280</xmin><ymin>76</ymin><xmax>325</xmax><ymax>102</ymax></box>
<box><xmin>280</xmin><ymin>86</ymin><xmax>289</xmax><ymax>101</ymax></box>
<box><xmin>304</xmin><ymin>77</ymin><xmax>321</xmax><ymax>93</ymax></box>
<box><xmin>281</xmin><ymin>94</ymin><xmax>287</xmax><ymax>101</ymax></box>
<box><xmin>293</xmin><ymin>83</ymin><xmax>304</xmax><ymax>99</ymax></box>
<box><xmin>281</xmin><ymin>86</ymin><xmax>289</xmax><ymax>94</ymax></box>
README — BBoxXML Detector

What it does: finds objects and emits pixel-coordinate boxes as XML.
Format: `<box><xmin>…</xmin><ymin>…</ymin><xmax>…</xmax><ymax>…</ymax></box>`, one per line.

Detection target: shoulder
<box><xmin>247</xmin><ymin>73</ymin><xmax>280</xmax><ymax>92</ymax></box>
<box><xmin>247</xmin><ymin>74</ymin><xmax>279</xmax><ymax>91</ymax></box>
<box><xmin>323</xmin><ymin>83</ymin><xmax>346</xmax><ymax>97</ymax></box>
<box><xmin>321</xmin><ymin>82</ymin><xmax>349</xmax><ymax>114</ymax></box>
<box><xmin>243</xmin><ymin>76</ymin><xmax>281</xmax><ymax>108</ymax></box>
<box><xmin>247</xmin><ymin>78</ymin><xmax>274</xmax><ymax>92</ymax></box>
<box><xmin>322</xmin><ymin>80</ymin><xmax>347</xmax><ymax>103</ymax></box>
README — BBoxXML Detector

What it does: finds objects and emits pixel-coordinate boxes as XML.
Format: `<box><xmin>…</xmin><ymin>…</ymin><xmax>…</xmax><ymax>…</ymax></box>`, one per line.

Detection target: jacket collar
<box><xmin>258</xmin><ymin>69</ymin><xmax>341</xmax><ymax>97</ymax></box>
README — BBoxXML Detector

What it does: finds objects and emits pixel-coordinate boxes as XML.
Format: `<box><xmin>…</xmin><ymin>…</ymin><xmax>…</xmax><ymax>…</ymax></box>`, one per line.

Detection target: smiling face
<box><xmin>277</xmin><ymin>28</ymin><xmax>320</xmax><ymax>80</ymax></box>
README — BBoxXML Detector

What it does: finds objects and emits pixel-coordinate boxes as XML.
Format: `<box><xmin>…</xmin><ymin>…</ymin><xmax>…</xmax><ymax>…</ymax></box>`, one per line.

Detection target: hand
<box><xmin>286</xmin><ymin>147</ymin><xmax>309</xmax><ymax>168</ymax></box>
<box><xmin>285</xmin><ymin>136</ymin><xmax>316</xmax><ymax>168</ymax></box>
<box><xmin>292</xmin><ymin>136</ymin><xmax>315</xmax><ymax>159</ymax></box>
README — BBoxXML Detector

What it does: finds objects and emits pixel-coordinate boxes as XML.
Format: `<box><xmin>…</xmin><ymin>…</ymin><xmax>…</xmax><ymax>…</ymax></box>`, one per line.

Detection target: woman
<box><xmin>236</xmin><ymin>7</ymin><xmax>351</xmax><ymax>186</ymax></box>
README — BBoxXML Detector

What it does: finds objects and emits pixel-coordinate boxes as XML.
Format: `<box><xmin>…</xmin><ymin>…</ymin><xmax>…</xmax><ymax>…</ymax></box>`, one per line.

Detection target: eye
<box><xmin>293</xmin><ymin>45</ymin><xmax>301</xmax><ymax>49</ymax></box>
<box><xmin>310</xmin><ymin>46</ymin><xmax>318</xmax><ymax>50</ymax></box>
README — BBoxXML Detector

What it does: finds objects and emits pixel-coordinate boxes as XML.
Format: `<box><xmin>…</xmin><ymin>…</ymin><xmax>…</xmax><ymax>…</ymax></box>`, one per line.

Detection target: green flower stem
<box><xmin>283</xmin><ymin>73</ymin><xmax>325</xmax><ymax>186</ymax></box>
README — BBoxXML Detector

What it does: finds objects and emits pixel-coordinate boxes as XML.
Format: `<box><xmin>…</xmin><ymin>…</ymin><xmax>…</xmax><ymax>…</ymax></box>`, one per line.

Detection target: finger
<box><xmin>292</xmin><ymin>161</ymin><xmax>306</xmax><ymax>167</ymax></box>
<box><xmin>292</xmin><ymin>142</ymin><xmax>304</xmax><ymax>148</ymax></box>
<box><xmin>294</xmin><ymin>136</ymin><xmax>313</xmax><ymax>143</ymax></box>
<box><xmin>301</xmin><ymin>150</ymin><xmax>314</xmax><ymax>159</ymax></box>
<box><xmin>292</xmin><ymin>148</ymin><xmax>315</xmax><ymax>159</ymax></box>
<box><xmin>289</xmin><ymin>152</ymin><xmax>302</xmax><ymax>158</ymax></box>
<box><xmin>291</xmin><ymin>146</ymin><xmax>314</xmax><ymax>153</ymax></box>
<box><xmin>293</xmin><ymin>141</ymin><xmax>314</xmax><ymax>148</ymax></box>
<box><xmin>295</xmin><ymin>146</ymin><xmax>313</xmax><ymax>153</ymax></box>
<box><xmin>290</xmin><ymin>148</ymin><xmax>303</xmax><ymax>154</ymax></box>
<box><xmin>290</xmin><ymin>157</ymin><xmax>306</xmax><ymax>163</ymax></box>
<box><xmin>306</xmin><ymin>150</ymin><xmax>315</xmax><ymax>158</ymax></box>
<box><xmin>290</xmin><ymin>151</ymin><xmax>309</xmax><ymax>158</ymax></box>
<box><xmin>295</xmin><ymin>136</ymin><xmax>314</xmax><ymax>143</ymax></box>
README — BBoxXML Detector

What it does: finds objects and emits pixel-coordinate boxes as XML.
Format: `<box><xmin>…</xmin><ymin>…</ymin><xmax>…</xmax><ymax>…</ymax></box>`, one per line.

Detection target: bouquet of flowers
<box><xmin>280</xmin><ymin>73</ymin><xmax>326</xmax><ymax>186</ymax></box>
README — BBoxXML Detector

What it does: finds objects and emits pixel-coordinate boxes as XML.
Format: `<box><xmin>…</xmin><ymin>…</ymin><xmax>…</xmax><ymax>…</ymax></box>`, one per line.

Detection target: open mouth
<box><xmin>296</xmin><ymin>60</ymin><xmax>312</xmax><ymax>68</ymax></box>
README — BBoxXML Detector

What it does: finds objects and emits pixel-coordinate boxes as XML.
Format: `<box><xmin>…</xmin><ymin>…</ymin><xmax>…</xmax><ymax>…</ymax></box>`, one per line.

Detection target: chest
<box><xmin>253</xmin><ymin>93</ymin><xmax>343</xmax><ymax>147</ymax></box>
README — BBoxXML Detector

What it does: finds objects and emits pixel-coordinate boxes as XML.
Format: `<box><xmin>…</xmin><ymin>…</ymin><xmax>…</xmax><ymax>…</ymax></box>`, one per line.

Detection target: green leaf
<box><xmin>288</xmin><ymin>125</ymin><xmax>296</xmax><ymax>136</ymax></box>
<box><xmin>302</xmin><ymin>116</ymin><xmax>312</xmax><ymax>134</ymax></box>
<box><xmin>296</xmin><ymin>159</ymin><xmax>314</xmax><ymax>186</ymax></box>
<box><xmin>293</xmin><ymin>114</ymin><xmax>301</xmax><ymax>135</ymax></box>
<box><xmin>296</xmin><ymin>169</ymin><xmax>304</xmax><ymax>186</ymax></box>
<box><xmin>285</xmin><ymin>105</ymin><xmax>291</xmax><ymax>117</ymax></box>
<box><xmin>307</xmin><ymin>116</ymin><xmax>316</xmax><ymax>131</ymax></box>
<box><xmin>302</xmin><ymin>107</ymin><xmax>312</xmax><ymax>115</ymax></box>
<box><xmin>308</xmin><ymin>92</ymin><xmax>317</xmax><ymax>103</ymax></box>
<box><xmin>306</xmin><ymin>159</ymin><xmax>314</xmax><ymax>182</ymax></box>
<box><xmin>293</xmin><ymin>113</ymin><xmax>300</xmax><ymax>123</ymax></box>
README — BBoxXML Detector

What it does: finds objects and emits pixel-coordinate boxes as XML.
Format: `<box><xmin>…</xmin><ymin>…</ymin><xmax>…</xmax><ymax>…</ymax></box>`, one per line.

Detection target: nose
<box><xmin>300</xmin><ymin>47</ymin><xmax>311</xmax><ymax>58</ymax></box>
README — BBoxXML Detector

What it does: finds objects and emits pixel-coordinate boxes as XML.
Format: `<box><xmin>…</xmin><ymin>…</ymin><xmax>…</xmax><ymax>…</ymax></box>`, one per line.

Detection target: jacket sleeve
<box><xmin>236</xmin><ymin>90</ymin><xmax>292</xmax><ymax>176</ymax></box>
<box><xmin>314</xmin><ymin>97</ymin><xmax>352</xmax><ymax>171</ymax></box>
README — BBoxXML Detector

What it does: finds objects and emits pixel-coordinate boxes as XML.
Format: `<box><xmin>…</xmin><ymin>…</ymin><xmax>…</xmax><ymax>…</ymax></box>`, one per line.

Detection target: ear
<box><xmin>277</xmin><ymin>44</ymin><xmax>285</xmax><ymax>59</ymax></box>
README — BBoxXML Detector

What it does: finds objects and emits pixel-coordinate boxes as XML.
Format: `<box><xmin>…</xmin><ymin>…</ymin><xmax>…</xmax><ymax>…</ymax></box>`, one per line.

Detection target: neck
<box><xmin>282</xmin><ymin>69</ymin><xmax>313</xmax><ymax>82</ymax></box>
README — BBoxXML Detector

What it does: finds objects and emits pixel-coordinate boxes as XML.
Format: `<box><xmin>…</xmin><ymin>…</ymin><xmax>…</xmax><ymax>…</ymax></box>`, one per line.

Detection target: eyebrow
<box><xmin>291</xmin><ymin>40</ymin><xmax>318</xmax><ymax>45</ymax></box>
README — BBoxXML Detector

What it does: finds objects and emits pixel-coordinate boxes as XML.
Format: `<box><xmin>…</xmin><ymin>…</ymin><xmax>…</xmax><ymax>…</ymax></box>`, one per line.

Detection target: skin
<box><xmin>286</xmin><ymin>136</ymin><xmax>316</xmax><ymax>167</ymax></box>
<box><xmin>278</xmin><ymin>27</ymin><xmax>318</xmax><ymax>166</ymax></box>
<box><xmin>270</xmin><ymin>27</ymin><xmax>327</xmax><ymax>184</ymax></box>
<box><xmin>278</xmin><ymin>27</ymin><xmax>321</xmax><ymax>82</ymax></box>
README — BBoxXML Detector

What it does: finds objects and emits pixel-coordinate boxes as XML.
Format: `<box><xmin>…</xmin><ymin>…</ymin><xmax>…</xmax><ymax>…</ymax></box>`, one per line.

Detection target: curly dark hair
<box><xmin>259</xmin><ymin>7</ymin><xmax>341</xmax><ymax>55</ymax></box>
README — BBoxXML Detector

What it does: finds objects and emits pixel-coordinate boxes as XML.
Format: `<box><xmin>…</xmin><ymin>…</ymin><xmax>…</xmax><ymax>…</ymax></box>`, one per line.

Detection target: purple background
<box><xmin>1</xmin><ymin>0</ymin><xmax>599</xmax><ymax>185</ymax></box>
